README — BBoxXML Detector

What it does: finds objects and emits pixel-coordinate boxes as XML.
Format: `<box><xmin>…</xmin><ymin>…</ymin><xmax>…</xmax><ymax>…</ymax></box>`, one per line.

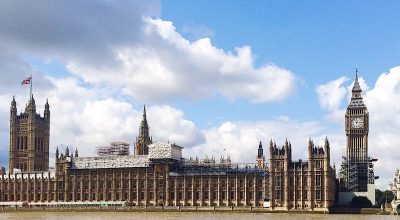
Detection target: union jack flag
<box><xmin>21</xmin><ymin>77</ymin><xmax>31</xmax><ymax>85</ymax></box>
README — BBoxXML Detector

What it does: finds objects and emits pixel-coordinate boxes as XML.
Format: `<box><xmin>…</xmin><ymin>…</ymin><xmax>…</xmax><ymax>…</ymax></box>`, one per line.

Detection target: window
<box><xmin>316</xmin><ymin>176</ymin><xmax>322</xmax><ymax>187</ymax></box>
<box><xmin>316</xmin><ymin>190</ymin><xmax>322</xmax><ymax>200</ymax></box>
<box><xmin>275</xmin><ymin>176</ymin><xmax>281</xmax><ymax>186</ymax></box>
<box><xmin>276</xmin><ymin>190</ymin><xmax>281</xmax><ymax>200</ymax></box>
<box><xmin>240</xmin><ymin>192</ymin><xmax>244</xmax><ymax>200</ymax></box>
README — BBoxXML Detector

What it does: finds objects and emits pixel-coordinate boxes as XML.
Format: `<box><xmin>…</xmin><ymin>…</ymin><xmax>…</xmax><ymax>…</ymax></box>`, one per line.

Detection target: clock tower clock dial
<box><xmin>351</xmin><ymin>117</ymin><xmax>363</xmax><ymax>129</ymax></box>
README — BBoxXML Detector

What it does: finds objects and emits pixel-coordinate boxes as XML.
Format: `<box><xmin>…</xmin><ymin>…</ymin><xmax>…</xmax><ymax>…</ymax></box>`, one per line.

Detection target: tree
<box><xmin>351</xmin><ymin>196</ymin><xmax>372</xmax><ymax>208</ymax></box>
<box><xmin>376</xmin><ymin>189</ymin><xmax>394</xmax><ymax>206</ymax></box>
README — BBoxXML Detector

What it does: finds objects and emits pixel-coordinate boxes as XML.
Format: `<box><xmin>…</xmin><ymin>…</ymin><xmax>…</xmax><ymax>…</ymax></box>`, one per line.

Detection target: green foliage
<box><xmin>351</xmin><ymin>196</ymin><xmax>372</xmax><ymax>208</ymax></box>
<box><xmin>376</xmin><ymin>189</ymin><xmax>394</xmax><ymax>206</ymax></box>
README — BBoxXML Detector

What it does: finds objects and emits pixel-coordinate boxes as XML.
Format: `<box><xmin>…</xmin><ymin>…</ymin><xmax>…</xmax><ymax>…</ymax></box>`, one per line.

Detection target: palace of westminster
<box><xmin>0</xmin><ymin>75</ymin><xmax>378</xmax><ymax>211</ymax></box>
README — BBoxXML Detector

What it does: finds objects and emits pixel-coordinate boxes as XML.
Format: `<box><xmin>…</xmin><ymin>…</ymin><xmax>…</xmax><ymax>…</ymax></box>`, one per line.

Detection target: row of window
<box><xmin>274</xmin><ymin>190</ymin><xmax>323</xmax><ymax>200</ymax></box>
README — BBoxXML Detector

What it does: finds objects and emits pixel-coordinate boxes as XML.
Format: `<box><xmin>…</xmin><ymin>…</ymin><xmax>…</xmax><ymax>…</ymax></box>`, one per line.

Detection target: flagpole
<box><xmin>30</xmin><ymin>74</ymin><xmax>32</xmax><ymax>99</ymax></box>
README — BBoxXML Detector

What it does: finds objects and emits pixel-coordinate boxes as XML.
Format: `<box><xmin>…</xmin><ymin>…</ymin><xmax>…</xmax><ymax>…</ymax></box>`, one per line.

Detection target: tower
<box><xmin>256</xmin><ymin>141</ymin><xmax>265</xmax><ymax>168</ymax></box>
<box><xmin>343</xmin><ymin>73</ymin><xmax>369</xmax><ymax>192</ymax></box>
<box><xmin>134</xmin><ymin>105</ymin><xmax>152</xmax><ymax>155</ymax></box>
<box><xmin>9</xmin><ymin>96</ymin><xmax>50</xmax><ymax>173</ymax></box>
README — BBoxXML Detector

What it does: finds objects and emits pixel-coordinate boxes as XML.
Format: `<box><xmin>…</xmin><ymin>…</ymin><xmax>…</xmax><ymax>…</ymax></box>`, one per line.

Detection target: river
<box><xmin>0</xmin><ymin>212</ymin><xmax>398</xmax><ymax>220</ymax></box>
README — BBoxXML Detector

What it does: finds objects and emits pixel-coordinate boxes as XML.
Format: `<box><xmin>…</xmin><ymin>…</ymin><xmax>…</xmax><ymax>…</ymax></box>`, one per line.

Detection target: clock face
<box><xmin>351</xmin><ymin>117</ymin><xmax>363</xmax><ymax>129</ymax></box>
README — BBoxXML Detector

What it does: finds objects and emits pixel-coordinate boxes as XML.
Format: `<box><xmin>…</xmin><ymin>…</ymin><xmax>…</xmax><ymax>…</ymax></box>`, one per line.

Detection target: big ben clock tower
<box><xmin>344</xmin><ymin>72</ymin><xmax>369</xmax><ymax>191</ymax></box>
<box><xmin>340</xmin><ymin>71</ymin><xmax>377</xmax><ymax>204</ymax></box>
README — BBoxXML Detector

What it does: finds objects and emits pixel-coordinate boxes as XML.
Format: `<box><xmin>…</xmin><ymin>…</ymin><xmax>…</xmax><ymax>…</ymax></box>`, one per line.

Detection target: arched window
<box><xmin>24</xmin><ymin>136</ymin><xmax>27</xmax><ymax>150</ymax></box>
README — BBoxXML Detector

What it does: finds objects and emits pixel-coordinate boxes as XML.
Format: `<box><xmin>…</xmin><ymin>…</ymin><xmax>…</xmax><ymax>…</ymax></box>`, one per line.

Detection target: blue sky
<box><xmin>0</xmin><ymin>1</ymin><xmax>399</xmax><ymax>189</ymax></box>
<box><xmin>162</xmin><ymin>1</ymin><xmax>400</xmax><ymax>126</ymax></box>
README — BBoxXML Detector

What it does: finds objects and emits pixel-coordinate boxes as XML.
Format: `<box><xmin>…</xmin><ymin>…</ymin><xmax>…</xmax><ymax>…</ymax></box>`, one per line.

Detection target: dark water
<box><xmin>0</xmin><ymin>212</ymin><xmax>399</xmax><ymax>220</ymax></box>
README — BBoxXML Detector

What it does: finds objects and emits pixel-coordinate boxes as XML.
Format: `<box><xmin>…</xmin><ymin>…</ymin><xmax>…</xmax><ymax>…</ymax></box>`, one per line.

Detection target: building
<box><xmin>0</xmin><ymin>96</ymin><xmax>336</xmax><ymax>210</ymax></box>
<box><xmin>0</xmin><ymin>102</ymin><xmax>268</xmax><ymax>207</ymax></box>
<box><xmin>9</xmin><ymin>96</ymin><xmax>50</xmax><ymax>174</ymax></box>
<box><xmin>269</xmin><ymin>138</ymin><xmax>336</xmax><ymax>210</ymax></box>
<box><xmin>390</xmin><ymin>169</ymin><xmax>400</xmax><ymax>200</ymax></box>
<box><xmin>97</xmin><ymin>142</ymin><xmax>130</xmax><ymax>156</ymax></box>
<box><xmin>339</xmin><ymin>72</ymin><xmax>377</xmax><ymax>205</ymax></box>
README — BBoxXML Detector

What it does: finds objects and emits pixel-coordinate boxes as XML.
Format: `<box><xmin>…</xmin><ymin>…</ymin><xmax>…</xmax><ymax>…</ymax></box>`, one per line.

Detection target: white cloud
<box><xmin>186</xmin><ymin>119</ymin><xmax>329</xmax><ymax>165</ymax></box>
<box><xmin>316</xmin><ymin>76</ymin><xmax>348</xmax><ymax>122</ymax></box>
<box><xmin>67</xmin><ymin>17</ymin><xmax>296</xmax><ymax>103</ymax></box>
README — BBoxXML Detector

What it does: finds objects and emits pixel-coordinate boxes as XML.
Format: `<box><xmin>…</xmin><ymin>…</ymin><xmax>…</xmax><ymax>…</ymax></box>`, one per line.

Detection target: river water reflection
<box><xmin>0</xmin><ymin>212</ymin><xmax>399</xmax><ymax>220</ymax></box>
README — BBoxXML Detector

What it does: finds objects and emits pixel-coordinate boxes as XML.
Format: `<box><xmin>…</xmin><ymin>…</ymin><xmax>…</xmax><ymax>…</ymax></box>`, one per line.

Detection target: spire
<box><xmin>65</xmin><ymin>146</ymin><xmax>69</xmax><ymax>157</ymax></box>
<box><xmin>352</xmin><ymin>69</ymin><xmax>362</xmax><ymax>93</ymax></box>
<box><xmin>11</xmin><ymin>96</ymin><xmax>17</xmax><ymax>112</ymax></box>
<box><xmin>45</xmin><ymin>99</ymin><xmax>49</xmax><ymax>110</ymax></box>
<box><xmin>135</xmin><ymin>104</ymin><xmax>152</xmax><ymax>155</ymax></box>
<box><xmin>348</xmin><ymin>68</ymin><xmax>365</xmax><ymax>108</ymax></box>
<box><xmin>56</xmin><ymin>146</ymin><xmax>59</xmax><ymax>158</ymax></box>
<box><xmin>325</xmin><ymin>136</ymin><xmax>330</xmax><ymax>147</ymax></box>
<box><xmin>74</xmin><ymin>148</ymin><xmax>79</xmax><ymax>157</ymax></box>
<box><xmin>258</xmin><ymin>141</ymin><xmax>263</xmax><ymax>158</ymax></box>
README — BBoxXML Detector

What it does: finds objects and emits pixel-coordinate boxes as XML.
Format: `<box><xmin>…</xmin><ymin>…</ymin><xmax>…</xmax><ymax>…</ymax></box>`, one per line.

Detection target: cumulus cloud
<box><xmin>0</xmin><ymin>0</ymin><xmax>296</xmax><ymax>103</ymax></box>
<box><xmin>0</xmin><ymin>0</ymin><xmax>295</xmax><ymax>169</ymax></box>
<box><xmin>186</xmin><ymin>119</ymin><xmax>330</xmax><ymax>164</ymax></box>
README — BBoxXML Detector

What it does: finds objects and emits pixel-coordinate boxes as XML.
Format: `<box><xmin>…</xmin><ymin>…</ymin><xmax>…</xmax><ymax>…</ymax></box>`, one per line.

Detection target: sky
<box><xmin>0</xmin><ymin>0</ymin><xmax>399</xmax><ymax>190</ymax></box>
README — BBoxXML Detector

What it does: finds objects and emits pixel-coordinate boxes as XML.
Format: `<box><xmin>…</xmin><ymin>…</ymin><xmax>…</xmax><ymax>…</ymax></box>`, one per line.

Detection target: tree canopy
<box><xmin>351</xmin><ymin>196</ymin><xmax>372</xmax><ymax>208</ymax></box>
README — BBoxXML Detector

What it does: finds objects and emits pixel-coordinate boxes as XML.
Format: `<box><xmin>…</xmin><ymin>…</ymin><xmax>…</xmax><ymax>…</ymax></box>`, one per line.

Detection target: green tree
<box><xmin>351</xmin><ymin>196</ymin><xmax>372</xmax><ymax>208</ymax></box>
<box><xmin>376</xmin><ymin>189</ymin><xmax>394</xmax><ymax>206</ymax></box>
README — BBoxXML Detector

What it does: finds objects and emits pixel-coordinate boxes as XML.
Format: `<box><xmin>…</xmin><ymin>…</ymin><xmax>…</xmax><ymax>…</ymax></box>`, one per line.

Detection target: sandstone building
<box><xmin>9</xmin><ymin>96</ymin><xmax>50</xmax><ymax>174</ymax></box>
<box><xmin>0</xmin><ymin>97</ymin><xmax>336</xmax><ymax>210</ymax></box>
<box><xmin>269</xmin><ymin>138</ymin><xmax>336</xmax><ymax>210</ymax></box>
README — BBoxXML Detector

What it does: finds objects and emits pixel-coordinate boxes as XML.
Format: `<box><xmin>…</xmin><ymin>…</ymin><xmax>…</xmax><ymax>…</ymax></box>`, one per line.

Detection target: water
<box><xmin>0</xmin><ymin>212</ymin><xmax>398</xmax><ymax>220</ymax></box>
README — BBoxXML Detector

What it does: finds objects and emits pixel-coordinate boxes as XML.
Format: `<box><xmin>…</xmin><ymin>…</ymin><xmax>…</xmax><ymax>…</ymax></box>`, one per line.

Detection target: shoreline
<box><xmin>0</xmin><ymin>206</ymin><xmax>392</xmax><ymax>215</ymax></box>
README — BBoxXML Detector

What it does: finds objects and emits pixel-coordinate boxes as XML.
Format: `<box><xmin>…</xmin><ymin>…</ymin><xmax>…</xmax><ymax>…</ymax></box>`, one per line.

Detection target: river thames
<box><xmin>0</xmin><ymin>212</ymin><xmax>398</xmax><ymax>220</ymax></box>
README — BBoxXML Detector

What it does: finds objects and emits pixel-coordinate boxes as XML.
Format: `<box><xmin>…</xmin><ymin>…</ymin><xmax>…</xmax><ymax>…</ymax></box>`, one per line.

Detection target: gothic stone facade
<box><xmin>0</xmin><ymin>97</ymin><xmax>336</xmax><ymax>209</ymax></box>
<box><xmin>9</xmin><ymin>96</ymin><xmax>50</xmax><ymax>173</ymax></box>
<box><xmin>269</xmin><ymin>139</ymin><xmax>336</xmax><ymax>210</ymax></box>
<box><xmin>0</xmin><ymin>146</ymin><xmax>268</xmax><ymax>207</ymax></box>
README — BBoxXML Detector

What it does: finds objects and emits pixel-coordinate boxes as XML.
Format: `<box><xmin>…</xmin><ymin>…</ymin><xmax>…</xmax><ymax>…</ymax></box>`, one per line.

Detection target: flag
<box><xmin>21</xmin><ymin>77</ymin><xmax>31</xmax><ymax>85</ymax></box>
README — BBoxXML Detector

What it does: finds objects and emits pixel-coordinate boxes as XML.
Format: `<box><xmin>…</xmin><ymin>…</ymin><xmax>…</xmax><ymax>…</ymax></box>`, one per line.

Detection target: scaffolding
<box><xmin>97</xmin><ymin>141</ymin><xmax>130</xmax><ymax>156</ymax></box>
<box><xmin>339</xmin><ymin>156</ymin><xmax>377</xmax><ymax>192</ymax></box>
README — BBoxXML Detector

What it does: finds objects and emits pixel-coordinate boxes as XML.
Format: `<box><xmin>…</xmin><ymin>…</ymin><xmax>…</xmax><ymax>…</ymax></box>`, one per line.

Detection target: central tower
<box><xmin>134</xmin><ymin>106</ymin><xmax>152</xmax><ymax>155</ymax></box>
<box><xmin>9</xmin><ymin>96</ymin><xmax>50</xmax><ymax>173</ymax></box>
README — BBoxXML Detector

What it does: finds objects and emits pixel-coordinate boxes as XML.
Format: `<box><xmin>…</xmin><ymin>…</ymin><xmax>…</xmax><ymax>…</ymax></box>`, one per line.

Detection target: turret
<box><xmin>324</xmin><ymin>136</ymin><xmax>330</xmax><ymax>160</ymax></box>
<box><xmin>308</xmin><ymin>138</ymin><xmax>314</xmax><ymax>157</ymax></box>
<box><xmin>74</xmin><ymin>148</ymin><xmax>79</xmax><ymax>157</ymax></box>
<box><xmin>65</xmin><ymin>146</ymin><xmax>69</xmax><ymax>157</ymax></box>
<box><xmin>26</xmin><ymin>95</ymin><xmax>36</xmax><ymax>114</ymax></box>
<box><xmin>258</xmin><ymin>141</ymin><xmax>263</xmax><ymax>158</ymax></box>
<box><xmin>44</xmin><ymin>99</ymin><xmax>50</xmax><ymax>119</ymax></box>
<box><xmin>10</xmin><ymin>96</ymin><xmax>17</xmax><ymax>115</ymax></box>
<box><xmin>56</xmin><ymin>146</ymin><xmax>59</xmax><ymax>157</ymax></box>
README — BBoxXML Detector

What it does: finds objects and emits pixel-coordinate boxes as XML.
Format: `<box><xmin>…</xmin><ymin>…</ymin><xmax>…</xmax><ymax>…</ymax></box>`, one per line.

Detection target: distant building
<box><xmin>390</xmin><ymin>169</ymin><xmax>400</xmax><ymax>200</ymax></box>
<box><xmin>269</xmin><ymin>138</ymin><xmax>336</xmax><ymax>210</ymax></box>
<box><xmin>339</xmin><ymin>72</ymin><xmax>378</xmax><ymax>205</ymax></box>
<box><xmin>9</xmin><ymin>95</ymin><xmax>50</xmax><ymax>174</ymax></box>
<box><xmin>97</xmin><ymin>142</ymin><xmax>130</xmax><ymax>156</ymax></box>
